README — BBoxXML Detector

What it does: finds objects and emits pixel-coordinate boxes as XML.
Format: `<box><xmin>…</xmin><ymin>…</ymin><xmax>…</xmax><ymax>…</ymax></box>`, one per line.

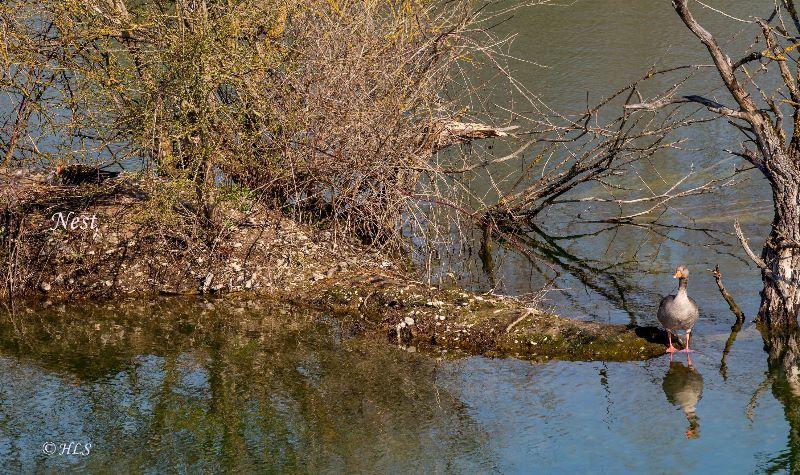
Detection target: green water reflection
<box><xmin>0</xmin><ymin>300</ymin><xmax>495</xmax><ymax>472</ymax></box>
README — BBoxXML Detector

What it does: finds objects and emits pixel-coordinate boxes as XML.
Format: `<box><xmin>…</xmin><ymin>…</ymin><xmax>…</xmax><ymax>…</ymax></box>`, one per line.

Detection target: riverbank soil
<box><xmin>0</xmin><ymin>173</ymin><xmax>666</xmax><ymax>362</ymax></box>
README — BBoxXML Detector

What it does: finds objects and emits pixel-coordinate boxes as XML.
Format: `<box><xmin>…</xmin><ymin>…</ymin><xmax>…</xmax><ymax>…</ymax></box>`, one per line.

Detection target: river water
<box><xmin>2</xmin><ymin>1</ymin><xmax>798</xmax><ymax>473</ymax></box>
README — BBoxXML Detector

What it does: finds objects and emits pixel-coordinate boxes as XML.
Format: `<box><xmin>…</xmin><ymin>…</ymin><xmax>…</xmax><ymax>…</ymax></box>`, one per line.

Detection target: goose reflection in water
<box><xmin>662</xmin><ymin>361</ymin><xmax>704</xmax><ymax>439</ymax></box>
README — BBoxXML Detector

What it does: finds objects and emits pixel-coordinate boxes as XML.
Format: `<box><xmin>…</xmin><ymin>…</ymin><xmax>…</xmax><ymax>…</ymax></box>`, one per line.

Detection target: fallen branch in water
<box><xmin>424</xmin><ymin>119</ymin><xmax>520</xmax><ymax>154</ymax></box>
<box><xmin>711</xmin><ymin>264</ymin><xmax>746</xmax><ymax>380</ymax></box>
<box><xmin>711</xmin><ymin>265</ymin><xmax>746</xmax><ymax>323</ymax></box>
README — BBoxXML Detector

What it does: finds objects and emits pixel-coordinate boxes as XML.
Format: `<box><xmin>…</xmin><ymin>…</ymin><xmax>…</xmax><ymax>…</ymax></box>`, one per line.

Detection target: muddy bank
<box><xmin>1</xmin><ymin>173</ymin><xmax>666</xmax><ymax>362</ymax></box>
<box><xmin>297</xmin><ymin>275</ymin><xmax>666</xmax><ymax>362</ymax></box>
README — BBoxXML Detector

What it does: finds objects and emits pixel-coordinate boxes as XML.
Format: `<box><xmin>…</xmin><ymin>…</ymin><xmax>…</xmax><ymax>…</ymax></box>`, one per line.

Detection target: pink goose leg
<box><xmin>666</xmin><ymin>331</ymin><xmax>678</xmax><ymax>353</ymax></box>
<box><xmin>682</xmin><ymin>330</ymin><xmax>694</xmax><ymax>353</ymax></box>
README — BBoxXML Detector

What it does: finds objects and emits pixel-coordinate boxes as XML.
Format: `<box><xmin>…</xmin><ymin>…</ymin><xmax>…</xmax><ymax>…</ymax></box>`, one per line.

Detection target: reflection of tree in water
<box><xmin>763</xmin><ymin>327</ymin><xmax>800</xmax><ymax>474</ymax></box>
<box><xmin>661</xmin><ymin>361</ymin><xmax>703</xmax><ymax>439</ymax></box>
<box><xmin>0</xmin><ymin>300</ymin><xmax>496</xmax><ymax>472</ymax></box>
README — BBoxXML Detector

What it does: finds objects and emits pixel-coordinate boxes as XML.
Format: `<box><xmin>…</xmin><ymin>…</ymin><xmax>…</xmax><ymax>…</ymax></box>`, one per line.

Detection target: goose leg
<box><xmin>682</xmin><ymin>330</ymin><xmax>694</xmax><ymax>353</ymax></box>
<box><xmin>666</xmin><ymin>331</ymin><xmax>678</xmax><ymax>353</ymax></box>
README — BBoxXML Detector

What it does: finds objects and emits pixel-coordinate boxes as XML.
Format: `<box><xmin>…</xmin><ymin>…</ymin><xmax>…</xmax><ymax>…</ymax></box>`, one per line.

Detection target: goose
<box><xmin>657</xmin><ymin>265</ymin><xmax>700</xmax><ymax>353</ymax></box>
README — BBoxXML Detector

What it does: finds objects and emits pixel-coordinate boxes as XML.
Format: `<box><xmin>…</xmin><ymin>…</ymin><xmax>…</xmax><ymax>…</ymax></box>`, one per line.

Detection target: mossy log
<box><xmin>297</xmin><ymin>274</ymin><xmax>667</xmax><ymax>362</ymax></box>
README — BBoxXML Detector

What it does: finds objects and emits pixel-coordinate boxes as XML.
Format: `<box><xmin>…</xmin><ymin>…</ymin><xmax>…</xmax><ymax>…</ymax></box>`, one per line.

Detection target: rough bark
<box><xmin>759</xmin><ymin>170</ymin><xmax>800</xmax><ymax>329</ymax></box>
<box><xmin>759</xmin><ymin>164</ymin><xmax>800</xmax><ymax>369</ymax></box>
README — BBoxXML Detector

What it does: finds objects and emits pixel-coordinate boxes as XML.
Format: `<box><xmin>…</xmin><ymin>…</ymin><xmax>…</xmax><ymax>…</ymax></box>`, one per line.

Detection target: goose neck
<box><xmin>677</xmin><ymin>277</ymin><xmax>688</xmax><ymax>293</ymax></box>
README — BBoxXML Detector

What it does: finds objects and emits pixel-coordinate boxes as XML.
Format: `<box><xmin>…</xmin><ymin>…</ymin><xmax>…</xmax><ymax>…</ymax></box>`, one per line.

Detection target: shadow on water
<box><xmin>0</xmin><ymin>299</ymin><xmax>497</xmax><ymax>472</ymax></box>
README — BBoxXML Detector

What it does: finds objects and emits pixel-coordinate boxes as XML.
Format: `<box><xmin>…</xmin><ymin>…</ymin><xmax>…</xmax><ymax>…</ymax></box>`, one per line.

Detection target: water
<box><xmin>0</xmin><ymin>298</ymin><xmax>793</xmax><ymax>473</ymax></box>
<box><xmin>3</xmin><ymin>1</ymin><xmax>798</xmax><ymax>473</ymax></box>
<box><xmin>0</xmin><ymin>300</ymin><xmax>499</xmax><ymax>472</ymax></box>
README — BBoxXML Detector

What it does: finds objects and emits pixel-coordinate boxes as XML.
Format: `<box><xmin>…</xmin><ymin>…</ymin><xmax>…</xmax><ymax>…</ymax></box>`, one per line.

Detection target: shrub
<box><xmin>2</xmin><ymin>0</ymin><xmax>497</xmax><ymax>248</ymax></box>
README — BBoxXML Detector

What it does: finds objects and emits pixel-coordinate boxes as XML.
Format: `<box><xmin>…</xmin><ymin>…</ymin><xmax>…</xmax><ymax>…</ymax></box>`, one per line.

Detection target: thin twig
<box><xmin>506</xmin><ymin>307</ymin><xmax>539</xmax><ymax>333</ymax></box>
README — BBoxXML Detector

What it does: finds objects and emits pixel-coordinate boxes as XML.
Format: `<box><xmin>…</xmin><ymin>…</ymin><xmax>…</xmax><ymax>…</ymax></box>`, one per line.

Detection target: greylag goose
<box><xmin>662</xmin><ymin>361</ymin><xmax>703</xmax><ymax>439</ymax></box>
<box><xmin>657</xmin><ymin>265</ymin><xmax>700</xmax><ymax>353</ymax></box>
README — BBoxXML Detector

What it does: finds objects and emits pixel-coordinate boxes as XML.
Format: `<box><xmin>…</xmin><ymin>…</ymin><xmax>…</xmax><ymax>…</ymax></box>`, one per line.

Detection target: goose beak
<box><xmin>673</xmin><ymin>271</ymin><xmax>681</xmax><ymax>278</ymax></box>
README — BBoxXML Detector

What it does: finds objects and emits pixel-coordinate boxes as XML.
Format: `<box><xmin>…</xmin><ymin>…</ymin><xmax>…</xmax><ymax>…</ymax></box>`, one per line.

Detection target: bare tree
<box><xmin>625</xmin><ymin>1</ymin><xmax>800</xmax><ymax>366</ymax></box>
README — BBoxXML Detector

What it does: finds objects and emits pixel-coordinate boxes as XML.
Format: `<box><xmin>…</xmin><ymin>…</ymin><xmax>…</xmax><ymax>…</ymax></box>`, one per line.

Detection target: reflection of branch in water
<box><xmin>745</xmin><ymin>372</ymin><xmax>773</xmax><ymax>423</ymax></box>
<box><xmin>712</xmin><ymin>265</ymin><xmax>747</xmax><ymax>380</ymax></box>
<box><xmin>495</xmin><ymin>222</ymin><xmax>661</xmax><ymax>324</ymax></box>
<box><xmin>479</xmin><ymin>224</ymin><xmax>496</xmax><ymax>288</ymax></box>
<box><xmin>719</xmin><ymin>323</ymin><xmax>746</xmax><ymax>381</ymax></box>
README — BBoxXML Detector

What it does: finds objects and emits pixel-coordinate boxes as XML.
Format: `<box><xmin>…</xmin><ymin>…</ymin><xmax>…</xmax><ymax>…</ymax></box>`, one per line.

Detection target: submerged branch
<box><xmin>712</xmin><ymin>265</ymin><xmax>746</xmax><ymax>380</ymax></box>
<box><xmin>712</xmin><ymin>265</ymin><xmax>746</xmax><ymax>323</ymax></box>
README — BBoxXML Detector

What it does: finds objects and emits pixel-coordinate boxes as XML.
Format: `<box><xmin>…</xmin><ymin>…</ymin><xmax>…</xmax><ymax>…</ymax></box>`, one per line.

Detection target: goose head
<box><xmin>673</xmin><ymin>265</ymin><xmax>689</xmax><ymax>280</ymax></box>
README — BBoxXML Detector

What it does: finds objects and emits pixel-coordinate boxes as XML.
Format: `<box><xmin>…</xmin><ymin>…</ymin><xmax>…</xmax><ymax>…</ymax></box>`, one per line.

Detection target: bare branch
<box><xmin>732</xmin><ymin>51</ymin><xmax>763</xmax><ymax>71</ymax></box>
<box><xmin>711</xmin><ymin>265</ymin><xmax>746</xmax><ymax>323</ymax></box>
<box><xmin>672</xmin><ymin>0</ymin><xmax>758</xmax><ymax>115</ymax></box>
<box><xmin>758</xmin><ymin>19</ymin><xmax>800</xmax><ymax>104</ymax></box>
<box><xmin>734</xmin><ymin>220</ymin><xmax>768</xmax><ymax>269</ymax></box>
<box><xmin>625</xmin><ymin>94</ymin><xmax>747</xmax><ymax>119</ymax></box>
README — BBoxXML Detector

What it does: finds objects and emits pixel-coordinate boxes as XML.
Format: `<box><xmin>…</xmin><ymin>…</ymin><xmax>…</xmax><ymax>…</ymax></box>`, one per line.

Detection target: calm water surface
<box><xmin>3</xmin><ymin>1</ymin><xmax>797</xmax><ymax>473</ymax></box>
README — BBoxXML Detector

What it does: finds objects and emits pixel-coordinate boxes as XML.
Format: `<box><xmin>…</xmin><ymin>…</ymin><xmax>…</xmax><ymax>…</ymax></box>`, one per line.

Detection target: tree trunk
<box><xmin>759</xmin><ymin>178</ymin><xmax>800</xmax><ymax>323</ymax></box>
<box><xmin>758</xmin><ymin>156</ymin><xmax>800</xmax><ymax>369</ymax></box>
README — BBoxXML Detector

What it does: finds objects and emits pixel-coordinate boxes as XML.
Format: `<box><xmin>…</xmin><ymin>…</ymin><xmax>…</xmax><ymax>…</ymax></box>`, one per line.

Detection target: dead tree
<box><xmin>626</xmin><ymin>1</ymin><xmax>800</xmax><ymax>366</ymax></box>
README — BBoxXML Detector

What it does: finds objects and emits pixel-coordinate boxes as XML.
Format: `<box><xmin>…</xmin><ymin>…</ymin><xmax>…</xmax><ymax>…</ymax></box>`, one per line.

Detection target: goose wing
<box><xmin>657</xmin><ymin>294</ymin><xmax>674</xmax><ymax>326</ymax></box>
